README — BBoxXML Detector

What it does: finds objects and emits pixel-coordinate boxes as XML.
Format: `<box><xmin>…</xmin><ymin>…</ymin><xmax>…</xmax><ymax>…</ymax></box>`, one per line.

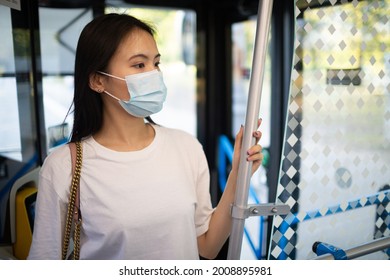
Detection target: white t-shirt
<box><xmin>28</xmin><ymin>125</ymin><xmax>214</xmax><ymax>259</ymax></box>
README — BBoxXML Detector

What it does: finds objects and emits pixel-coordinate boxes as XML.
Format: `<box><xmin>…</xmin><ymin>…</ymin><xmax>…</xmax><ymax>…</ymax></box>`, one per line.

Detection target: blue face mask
<box><xmin>98</xmin><ymin>69</ymin><xmax>167</xmax><ymax>118</ymax></box>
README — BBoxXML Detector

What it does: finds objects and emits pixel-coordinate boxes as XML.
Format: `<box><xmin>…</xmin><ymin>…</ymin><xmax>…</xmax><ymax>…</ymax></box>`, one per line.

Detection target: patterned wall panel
<box><xmin>269</xmin><ymin>0</ymin><xmax>390</xmax><ymax>260</ymax></box>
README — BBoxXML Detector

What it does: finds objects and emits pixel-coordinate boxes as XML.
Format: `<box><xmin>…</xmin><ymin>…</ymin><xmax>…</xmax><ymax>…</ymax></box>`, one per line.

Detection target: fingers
<box><xmin>250</xmin><ymin>118</ymin><xmax>262</xmax><ymax>144</ymax></box>
<box><xmin>246</xmin><ymin>144</ymin><xmax>262</xmax><ymax>162</ymax></box>
<box><xmin>237</xmin><ymin>124</ymin><xmax>244</xmax><ymax>138</ymax></box>
<box><xmin>257</xmin><ymin>118</ymin><xmax>262</xmax><ymax>128</ymax></box>
<box><xmin>249</xmin><ymin>118</ymin><xmax>263</xmax><ymax>168</ymax></box>
<box><xmin>247</xmin><ymin>144</ymin><xmax>264</xmax><ymax>175</ymax></box>
<box><xmin>252</xmin><ymin>131</ymin><xmax>262</xmax><ymax>144</ymax></box>
<box><xmin>235</xmin><ymin>118</ymin><xmax>263</xmax><ymax>163</ymax></box>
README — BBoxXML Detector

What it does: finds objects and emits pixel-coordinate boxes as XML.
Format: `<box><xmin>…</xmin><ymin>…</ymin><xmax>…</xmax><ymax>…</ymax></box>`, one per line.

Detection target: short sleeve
<box><xmin>28</xmin><ymin>145</ymin><xmax>71</xmax><ymax>259</ymax></box>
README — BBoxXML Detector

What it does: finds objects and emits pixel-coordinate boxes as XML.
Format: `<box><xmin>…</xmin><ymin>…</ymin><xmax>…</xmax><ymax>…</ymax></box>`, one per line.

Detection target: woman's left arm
<box><xmin>197</xmin><ymin>119</ymin><xmax>263</xmax><ymax>259</ymax></box>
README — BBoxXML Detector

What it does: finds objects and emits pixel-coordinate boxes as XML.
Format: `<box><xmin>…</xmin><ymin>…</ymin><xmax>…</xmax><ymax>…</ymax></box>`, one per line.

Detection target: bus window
<box><xmin>0</xmin><ymin>3</ymin><xmax>41</xmax><ymax>245</ymax></box>
<box><xmin>269</xmin><ymin>0</ymin><xmax>390</xmax><ymax>260</ymax></box>
<box><xmin>38</xmin><ymin>7</ymin><xmax>93</xmax><ymax>150</ymax></box>
<box><xmin>232</xmin><ymin>18</ymin><xmax>271</xmax><ymax>147</ymax></box>
<box><xmin>0</xmin><ymin>6</ymin><xmax>21</xmax><ymax>161</ymax></box>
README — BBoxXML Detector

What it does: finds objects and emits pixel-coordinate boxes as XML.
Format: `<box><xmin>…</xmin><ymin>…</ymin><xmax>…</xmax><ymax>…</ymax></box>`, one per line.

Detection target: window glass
<box><xmin>270</xmin><ymin>0</ymin><xmax>390</xmax><ymax>260</ymax></box>
<box><xmin>0</xmin><ymin>4</ymin><xmax>41</xmax><ymax>243</ymax></box>
<box><xmin>38</xmin><ymin>7</ymin><xmax>93</xmax><ymax>150</ymax></box>
<box><xmin>0</xmin><ymin>6</ymin><xmax>21</xmax><ymax>161</ymax></box>
<box><xmin>232</xmin><ymin>18</ymin><xmax>271</xmax><ymax>147</ymax></box>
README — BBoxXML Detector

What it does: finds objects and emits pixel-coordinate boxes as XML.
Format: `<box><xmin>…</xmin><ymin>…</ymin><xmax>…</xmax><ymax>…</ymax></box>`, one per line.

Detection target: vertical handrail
<box><xmin>218</xmin><ymin>135</ymin><xmax>263</xmax><ymax>259</ymax></box>
<box><xmin>227</xmin><ymin>0</ymin><xmax>274</xmax><ymax>260</ymax></box>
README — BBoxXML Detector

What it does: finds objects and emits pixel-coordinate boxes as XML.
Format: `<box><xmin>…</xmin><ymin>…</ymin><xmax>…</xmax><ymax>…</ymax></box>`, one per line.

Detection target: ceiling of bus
<box><xmin>37</xmin><ymin>0</ymin><xmax>257</xmax><ymax>8</ymax></box>
<box><xmin>37</xmin><ymin>0</ymin><xmax>341</xmax><ymax>8</ymax></box>
<box><xmin>38</xmin><ymin>0</ymin><xmax>260</xmax><ymax>18</ymax></box>
<box><xmin>36</xmin><ymin>0</ymin><xmax>342</xmax><ymax>22</ymax></box>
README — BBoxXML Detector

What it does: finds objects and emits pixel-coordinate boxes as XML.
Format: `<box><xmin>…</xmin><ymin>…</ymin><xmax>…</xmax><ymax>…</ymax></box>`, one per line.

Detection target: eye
<box><xmin>155</xmin><ymin>61</ymin><xmax>161</xmax><ymax>67</ymax></box>
<box><xmin>133</xmin><ymin>63</ymin><xmax>145</xmax><ymax>69</ymax></box>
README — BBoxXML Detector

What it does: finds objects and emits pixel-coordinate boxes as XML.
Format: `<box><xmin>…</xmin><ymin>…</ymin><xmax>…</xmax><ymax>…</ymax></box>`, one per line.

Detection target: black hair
<box><xmin>69</xmin><ymin>13</ymin><xmax>156</xmax><ymax>142</ymax></box>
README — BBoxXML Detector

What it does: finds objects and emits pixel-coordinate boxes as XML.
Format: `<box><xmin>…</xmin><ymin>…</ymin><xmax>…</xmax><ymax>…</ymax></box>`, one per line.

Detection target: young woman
<box><xmin>28</xmin><ymin>13</ymin><xmax>263</xmax><ymax>260</ymax></box>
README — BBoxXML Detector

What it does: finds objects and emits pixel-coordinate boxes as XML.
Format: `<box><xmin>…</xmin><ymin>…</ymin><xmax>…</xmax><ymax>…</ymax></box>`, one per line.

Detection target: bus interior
<box><xmin>0</xmin><ymin>0</ymin><xmax>389</xmax><ymax>260</ymax></box>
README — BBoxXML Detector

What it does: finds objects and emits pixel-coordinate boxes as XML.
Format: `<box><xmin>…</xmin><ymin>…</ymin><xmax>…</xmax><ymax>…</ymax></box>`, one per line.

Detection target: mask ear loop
<box><xmin>96</xmin><ymin>71</ymin><xmax>127</xmax><ymax>101</ymax></box>
<box><xmin>96</xmin><ymin>71</ymin><xmax>133</xmax><ymax>102</ymax></box>
<box><xmin>96</xmin><ymin>71</ymin><xmax>125</xmax><ymax>81</ymax></box>
<box><xmin>102</xmin><ymin>90</ymin><xmax>121</xmax><ymax>102</ymax></box>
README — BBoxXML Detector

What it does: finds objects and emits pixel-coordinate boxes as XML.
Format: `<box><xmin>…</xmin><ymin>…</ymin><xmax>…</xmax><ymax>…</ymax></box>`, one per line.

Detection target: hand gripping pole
<box><xmin>227</xmin><ymin>0</ymin><xmax>282</xmax><ymax>260</ymax></box>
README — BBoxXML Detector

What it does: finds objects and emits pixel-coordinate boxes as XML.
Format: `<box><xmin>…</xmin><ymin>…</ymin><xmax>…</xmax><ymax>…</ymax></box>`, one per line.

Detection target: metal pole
<box><xmin>314</xmin><ymin>236</ymin><xmax>390</xmax><ymax>260</ymax></box>
<box><xmin>227</xmin><ymin>0</ymin><xmax>274</xmax><ymax>260</ymax></box>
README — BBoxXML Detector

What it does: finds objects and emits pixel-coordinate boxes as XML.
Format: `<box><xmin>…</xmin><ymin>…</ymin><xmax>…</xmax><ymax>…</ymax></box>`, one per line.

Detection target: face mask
<box><xmin>98</xmin><ymin>69</ymin><xmax>167</xmax><ymax>118</ymax></box>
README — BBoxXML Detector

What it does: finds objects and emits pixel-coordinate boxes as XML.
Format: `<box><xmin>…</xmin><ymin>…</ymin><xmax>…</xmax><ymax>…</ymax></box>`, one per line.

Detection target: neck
<box><xmin>93</xmin><ymin>114</ymin><xmax>155</xmax><ymax>152</ymax></box>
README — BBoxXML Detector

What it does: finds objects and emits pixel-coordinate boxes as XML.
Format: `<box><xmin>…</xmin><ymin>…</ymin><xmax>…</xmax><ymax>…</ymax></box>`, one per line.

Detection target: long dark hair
<box><xmin>69</xmin><ymin>13</ymin><xmax>155</xmax><ymax>142</ymax></box>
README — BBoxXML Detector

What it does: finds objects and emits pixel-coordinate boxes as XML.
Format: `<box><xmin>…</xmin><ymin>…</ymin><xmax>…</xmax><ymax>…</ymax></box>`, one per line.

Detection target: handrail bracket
<box><xmin>231</xmin><ymin>203</ymin><xmax>290</xmax><ymax>220</ymax></box>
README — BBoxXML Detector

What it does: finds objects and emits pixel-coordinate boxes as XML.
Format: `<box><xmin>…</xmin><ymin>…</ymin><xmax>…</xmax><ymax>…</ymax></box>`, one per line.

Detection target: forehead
<box><xmin>115</xmin><ymin>28</ymin><xmax>158</xmax><ymax>58</ymax></box>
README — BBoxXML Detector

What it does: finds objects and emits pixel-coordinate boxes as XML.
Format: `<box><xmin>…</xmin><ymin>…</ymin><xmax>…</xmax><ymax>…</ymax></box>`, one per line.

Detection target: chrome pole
<box><xmin>227</xmin><ymin>0</ymin><xmax>274</xmax><ymax>260</ymax></box>
<box><xmin>314</xmin><ymin>236</ymin><xmax>390</xmax><ymax>260</ymax></box>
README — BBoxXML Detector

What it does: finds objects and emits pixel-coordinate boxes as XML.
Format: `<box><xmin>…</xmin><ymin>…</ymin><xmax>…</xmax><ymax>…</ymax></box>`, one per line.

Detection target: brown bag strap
<box><xmin>62</xmin><ymin>141</ymin><xmax>83</xmax><ymax>260</ymax></box>
<box><xmin>69</xmin><ymin>142</ymin><xmax>81</xmax><ymax>222</ymax></box>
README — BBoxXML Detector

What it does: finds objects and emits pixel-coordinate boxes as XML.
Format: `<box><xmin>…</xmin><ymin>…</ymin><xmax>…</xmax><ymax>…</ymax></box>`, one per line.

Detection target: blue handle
<box><xmin>313</xmin><ymin>241</ymin><xmax>347</xmax><ymax>260</ymax></box>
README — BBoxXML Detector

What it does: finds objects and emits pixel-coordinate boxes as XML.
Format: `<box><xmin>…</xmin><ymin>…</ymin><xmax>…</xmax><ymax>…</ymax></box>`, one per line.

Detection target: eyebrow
<box><xmin>129</xmin><ymin>53</ymin><xmax>161</xmax><ymax>60</ymax></box>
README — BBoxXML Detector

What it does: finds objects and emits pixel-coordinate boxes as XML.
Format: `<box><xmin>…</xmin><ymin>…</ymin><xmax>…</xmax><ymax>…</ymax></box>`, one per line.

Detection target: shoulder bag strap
<box><xmin>62</xmin><ymin>141</ymin><xmax>83</xmax><ymax>260</ymax></box>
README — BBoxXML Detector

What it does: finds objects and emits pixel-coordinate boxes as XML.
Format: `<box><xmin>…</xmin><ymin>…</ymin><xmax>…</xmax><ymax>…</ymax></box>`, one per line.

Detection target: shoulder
<box><xmin>156</xmin><ymin>125</ymin><xmax>202</xmax><ymax>148</ymax></box>
<box><xmin>40</xmin><ymin>144</ymin><xmax>71</xmax><ymax>182</ymax></box>
<box><xmin>155</xmin><ymin>125</ymin><xmax>207</xmax><ymax>168</ymax></box>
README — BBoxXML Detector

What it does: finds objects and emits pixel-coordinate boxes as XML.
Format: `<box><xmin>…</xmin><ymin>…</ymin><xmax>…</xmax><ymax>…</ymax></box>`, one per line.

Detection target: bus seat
<box><xmin>9</xmin><ymin>167</ymin><xmax>40</xmax><ymax>259</ymax></box>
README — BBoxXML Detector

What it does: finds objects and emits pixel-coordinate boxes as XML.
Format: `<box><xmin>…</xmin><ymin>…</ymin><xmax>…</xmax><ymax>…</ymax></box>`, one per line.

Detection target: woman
<box><xmin>28</xmin><ymin>13</ymin><xmax>263</xmax><ymax>260</ymax></box>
